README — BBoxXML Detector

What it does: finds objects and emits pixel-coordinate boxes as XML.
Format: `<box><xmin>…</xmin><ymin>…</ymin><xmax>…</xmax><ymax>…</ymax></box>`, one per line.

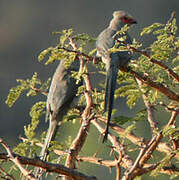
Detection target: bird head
<box><xmin>109</xmin><ymin>10</ymin><xmax>137</xmax><ymax>30</ymax></box>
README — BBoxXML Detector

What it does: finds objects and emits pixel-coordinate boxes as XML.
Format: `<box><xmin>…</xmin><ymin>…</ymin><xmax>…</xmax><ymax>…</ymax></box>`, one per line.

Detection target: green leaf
<box><xmin>5</xmin><ymin>85</ymin><xmax>25</xmax><ymax>107</ymax></box>
<box><xmin>140</xmin><ymin>23</ymin><xmax>164</xmax><ymax>36</ymax></box>
<box><xmin>60</xmin><ymin>29</ymin><xmax>73</xmax><ymax>46</ymax></box>
<box><xmin>88</xmin><ymin>48</ymin><xmax>97</xmax><ymax>56</ymax></box>
<box><xmin>38</xmin><ymin>47</ymin><xmax>53</xmax><ymax>62</ymax></box>
<box><xmin>24</xmin><ymin>101</ymin><xmax>46</xmax><ymax>140</ymax></box>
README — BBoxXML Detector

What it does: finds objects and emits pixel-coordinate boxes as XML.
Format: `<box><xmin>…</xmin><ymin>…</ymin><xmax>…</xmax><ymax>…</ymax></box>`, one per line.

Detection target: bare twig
<box><xmin>116</xmin><ymin>161</ymin><xmax>121</xmax><ymax>180</ymax></box>
<box><xmin>0</xmin><ymin>165</ymin><xmax>16</xmax><ymax>180</ymax></box>
<box><xmin>139</xmin><ymin>132</ymin><xmax>163</xmax><ymax>167</ymax></box>
<box><xmin>159</xmin><ymin>102</ymin><xmax>179</xmax><ymax>113</ymax></box>
<box><xmin>116</xmin><ymin>153</ymin><xmax>123</xmax><ymax>180</ymax></box>
<box><xmin>78</xmin><ymin>156</ymin><xmax>118</xmax><ymax>168</ymax></box>
<box><xmin>64</xmin><ymin>113</ymin><xmax>94</xmax><ymax>170</ymax></box>
<box><xmin>0</xmin><ymin>139</ymin><xmax>37</xmax><ymax>180</ymax></box>
<box><xmin>135</xmin><ymin>78</ymin><xmax>157</xmax><ymax>131</ymax></box>
<box><xmin>97</xmin><ymin>116</ymin><xmax>145</xmax><ymax>147</ymax></box>
<box><xmin>129</xmin><ymin>152</ymin><xmax>177</xmax><ymax>179</ymax></box>
<box><xmin>123</xmin><ymin>136</ymin><xmax>157</xmax><ymax>180</ymax></box>
<box><xmin>58</xmin><ymin>46</ymin><xmax>95</xmax><ymax>62</ymax></box>
<box><xmin>167</xmin><ymin>111</ymin><xmax>178</xmax><ymax>126</ymax></box>
<box><xmin>92</xmin><ymin>119</ymin><xmax>133</xmax><ymax>169</ymax></box>
<box><xmin>138</xmin><ymin>110</ymin><xmax>178</xmax><ymax>169</ymax></box>
<box><xmin>167</xmin><ymin>111</ymin><xmax>178</xmax><ymax>150</ymax></box>
<box><xmin>30</xmin><ymin>86</ymin><xmax>48</xmax><ymax>96</ymax></box>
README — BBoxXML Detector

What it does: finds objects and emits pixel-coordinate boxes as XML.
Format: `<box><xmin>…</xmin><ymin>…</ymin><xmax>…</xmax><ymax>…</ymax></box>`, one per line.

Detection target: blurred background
<box><xmin>0</xmin><ymin>0</ymin><xmax>178</xmax><ymax>179</ymax></box>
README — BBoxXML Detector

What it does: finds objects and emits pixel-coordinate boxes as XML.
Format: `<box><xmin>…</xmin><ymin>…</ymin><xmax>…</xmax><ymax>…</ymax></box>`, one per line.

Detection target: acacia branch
<box><xmin>129</xmin><ymin>46</ymin><xmax>179</xmax><ymax>82</ymax></box>
<box><xmin>136</xmin><ymin>78</ymin><xmax>157</xmax><ymax>131</ymax></box>
<box><xmin>92</xmin><ymin>119</ymin><xmax>133</xmax><ymax>169</ymax></box>
<box><xmin>64</xmin><ymin>56</ymin><xmax>94</xmax><ymax>179</ymax></box>
<box><xmin>167</xmin><ymin>111</ymin><xmax>178</xmax><ymax>150</ymax></box>
<box><xmin>121</xmin><ymin>67</ymin><xmax>179</xmax><ymax>103</ymax></box>
<box><xmin>30</xmin><ymin>86</ymin><xmax>48</xmax><ymax>96</ymax></box>
<box><xmin>0</xmin><ymin>139</ymin><xmax>37</xmax><ymax>180</ymax></box>
<box><xmin>0</xmin><ymin>153</ymin><xmax>97</xmax><ymax>180</ymax></box>
<box><xmin>123</xmin><ymin>136</ymin><xmax>158</xmax><ymax>180</ymax></box>
<box><xmin>134</xmin><ymin>111</ymin><xmax>178</xmax><ymax>177</ymax></box>
<box><xmin>1</xmin><ymin>152</ymin><xmax>177</xmax><ymax>178</ymax></box>
<box><xmin>114</xmin><ymin>33</ymin><xmax>179</xmax><ymax>83</ymax></box>
<box><xmin>19</xmin><ymin>137</ymin><xmax>172</xmax><ymax>172</ymax></box>
<box><xmin>97</xmin><ymin>116</ymin><xmax>179</xmax><ymax>160</ymax></box>
<box><xmin>58</xmin><ymin>46</ymin><xmax>94</xmax><ymax>61</ymax></box>
<box><xmin>158</xmin><ymin>101</ymin><xmax>179</xmax><ymax>113</ymax></box>
<box><xmin>139</xmin><ymin>132</ymin><xmax>163</xmax><ymax>167</ymax></box>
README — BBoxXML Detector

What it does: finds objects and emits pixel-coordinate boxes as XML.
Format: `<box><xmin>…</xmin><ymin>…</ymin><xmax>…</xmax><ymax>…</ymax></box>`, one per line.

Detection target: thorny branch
<box><xmin>135</xmin><ymin>78</ymin><xmax>157</xmax><ymax>132</ymax></box>
<box><xmin>92</xmin><ymin>119</ymin><xmax>133</xmax><ymax>169</ymax></box>
<box><xmin>0</xmin><ymin>152</ymin><xmax>97</xmax><ymax>180</ymax></box>
<box><xmin>159</xmin><ymin>101</ymin><xmax>179</xmax><ymax>113</ymax></box>
<box><xmin>1</xmin><ymin>151</ymin><xmax>178</xmax><ymax>179</ymax></box>
<box><xmin>19</xmin><ymin>136</ymin><xmax>179</xmax><ymax>171</ymax></box>
<box><xmin>63</xmin><ymin>39</ymin><xmax>94</xmax><ymax>180</ymax></box>
<box><xmin>0</xmin><ymin>138</ymin><xmax>37</xmax><ymax>180</ymax></box>
<box><xmin>123</xmin><ymin>108</ymin><xmax>178</xmax><ymax>180</ymax></box>
<box><xmin>97</xmin><ymin>116</ymin><xmax>179</xmax><ymax>160</ymax></box>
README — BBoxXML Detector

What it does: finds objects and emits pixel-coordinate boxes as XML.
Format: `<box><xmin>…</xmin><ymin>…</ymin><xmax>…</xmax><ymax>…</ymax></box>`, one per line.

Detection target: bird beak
<box><xmin>128</xmin><ymin>18</ymin><xmax>137</xmax><ymax>24</ymax></box>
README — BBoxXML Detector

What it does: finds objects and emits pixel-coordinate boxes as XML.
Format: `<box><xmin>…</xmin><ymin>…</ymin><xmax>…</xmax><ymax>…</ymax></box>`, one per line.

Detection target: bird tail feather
<box><xmin>34</xmin><ymin>114</ymin><xmax>58</xmax><ymax>178</ymax></box>
<box><xmin>103</xmin><ymin>66</ymin><xmax>118</xmax><ymax>142</ymax></box>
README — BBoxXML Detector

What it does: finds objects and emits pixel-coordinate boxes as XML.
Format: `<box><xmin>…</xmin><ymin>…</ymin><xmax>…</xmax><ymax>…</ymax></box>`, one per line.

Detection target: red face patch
<box><xmin>121</xmin><ymin>16</ymin><xmax>137</xmax><ymax>24</ymax></box>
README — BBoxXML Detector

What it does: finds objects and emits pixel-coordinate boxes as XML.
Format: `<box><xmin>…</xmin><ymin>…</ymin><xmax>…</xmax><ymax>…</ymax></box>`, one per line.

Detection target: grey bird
<box><xmin>96</xmin><ymin>10</ymin><xmax>137</xmax><ymax>142</ymax></box>
<box><xmin>34</xmin><ymin>59</ymin><xmax>81</xmax><ymax>178</ymax></box>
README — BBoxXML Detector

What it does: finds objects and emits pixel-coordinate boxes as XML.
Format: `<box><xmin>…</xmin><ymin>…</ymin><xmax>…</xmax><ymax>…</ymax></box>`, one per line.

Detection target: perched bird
<box><xmin>34</xmin><ymin>59</ymin><xmax>81</xmax><ymax>178</ymax></box>
<box><xmin>96</xmin><ymin>10</ymin><xmax>137</xmax><ymax>142</ymax></box>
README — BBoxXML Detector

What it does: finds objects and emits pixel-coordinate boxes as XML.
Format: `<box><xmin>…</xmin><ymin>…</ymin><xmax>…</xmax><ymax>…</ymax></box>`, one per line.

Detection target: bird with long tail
<box><xmin>96</xmin><ymin>10</ymin><xmax>137</xmax><ymax>142</ymax></box>
<box><xmin>34</xmin><ymin>59</ymin><xmax>81</xmax><ymax>179</ymax></box>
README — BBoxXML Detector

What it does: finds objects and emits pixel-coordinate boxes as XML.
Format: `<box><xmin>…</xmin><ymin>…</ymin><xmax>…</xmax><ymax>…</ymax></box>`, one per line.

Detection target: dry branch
<box><xmin>0</xmin><ymin>153</ymin><xmax>97</xmax><ymax>180</ymax></box>
<box><xmin>92</xmin><ymin>119</ymin><xmax>133</xmax><ymax>169</ymax></box>
<box><xmin>97</xmin><ymin>116</ymin><xmax>179</xmax><ymax>160</ymax></box>
<box><xmin>136</xmin><ymin>78</ymin><xmax>157</xmax><ymax>131</ymax></box>
<box><xmin>121</xmin><ymin>67</ymin><xmax>179</xmax><ymax>103</ymax></box>
<box><xmin>0</xmin><ymin>139</ymin><xmax>37</xmax><ymax>180</ymax></box>
<box><xmin>30</xmin><ymin>86</ymin><xmax>48</xmax><ymax>96</ymax></box>
<box><xmin>64</xmin><ymin>56</ymin><xmax>94</xmax><ymax>180</ymax></box>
